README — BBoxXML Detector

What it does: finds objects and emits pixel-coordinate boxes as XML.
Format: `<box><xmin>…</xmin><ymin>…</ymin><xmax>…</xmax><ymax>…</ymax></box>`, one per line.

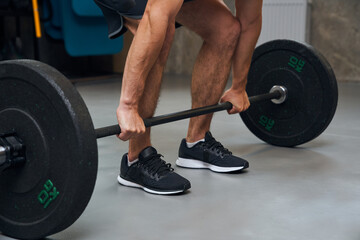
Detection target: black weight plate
<box><xmin>240</xmin><ymin>40</ymin><xmax>338</xmax><ymax>147</ymax></box>
<box><xmin>0</xmin><ymin>60</ymin><xmax>98</xmax><ymax>240</ymax></box>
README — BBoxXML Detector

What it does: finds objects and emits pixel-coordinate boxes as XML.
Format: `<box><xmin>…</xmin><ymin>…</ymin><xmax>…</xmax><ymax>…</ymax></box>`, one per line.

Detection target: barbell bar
<box><xmin>95</xmin><ymin>89</ymin><xmax>283</xmax><ymax>139</ymax></box>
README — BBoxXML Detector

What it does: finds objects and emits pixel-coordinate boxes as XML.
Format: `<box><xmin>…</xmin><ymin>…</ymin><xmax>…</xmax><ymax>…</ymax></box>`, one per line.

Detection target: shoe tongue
<box><xmin>139</xmin><ymin>146</ymin><xmax>158</xmax><ymax>161</ymax></box>
<box><xmin>205</xmin><ymin>131</ymin><xmax>214</xmax><ymax>141</ymax></box>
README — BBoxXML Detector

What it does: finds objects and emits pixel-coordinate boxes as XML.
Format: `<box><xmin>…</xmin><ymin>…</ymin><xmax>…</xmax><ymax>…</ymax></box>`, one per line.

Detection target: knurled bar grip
<box><xmin>95</xmin><ymin>90</ymin><xmax>281</xmax><ymax>139</ymax></box>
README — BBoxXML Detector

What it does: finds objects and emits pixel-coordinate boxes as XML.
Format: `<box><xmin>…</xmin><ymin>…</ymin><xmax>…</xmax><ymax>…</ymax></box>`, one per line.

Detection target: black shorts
<box><xmin>96</xmin><ymin>0</ymin><xmax>194</xmax><ymax>38</ymax></box>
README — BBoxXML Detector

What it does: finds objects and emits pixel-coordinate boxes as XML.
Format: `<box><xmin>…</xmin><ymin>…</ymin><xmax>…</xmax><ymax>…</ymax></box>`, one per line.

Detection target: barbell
<box><xmin>0</xmin><ymin>40</ymin><xmax>338</xmax><ymax>240</ymax></box>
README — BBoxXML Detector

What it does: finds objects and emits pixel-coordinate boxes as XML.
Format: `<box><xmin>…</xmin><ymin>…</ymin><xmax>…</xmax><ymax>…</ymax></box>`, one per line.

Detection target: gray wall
<box><xmin>310</xmin><ymin>0</ymin><xmax>360</xmax><ymax>82</ymax></box>
<box><xmin>165</xmin><ymin>0</ymin><xmax>360</xmax><ymax>82</ymax></box>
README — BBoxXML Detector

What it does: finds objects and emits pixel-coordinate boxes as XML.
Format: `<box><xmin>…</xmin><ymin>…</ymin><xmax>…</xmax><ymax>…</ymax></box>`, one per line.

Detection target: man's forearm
<box><xmin>232</xmin><ymin>1</ymin><xmax>262</xmax><ymax>91</ymax></box>
<box><xmin>120</xmin><ymin>15</ymin><xmax>169</xmax><ymax>108</ymax></box>
<box><xmin>120</xmin><ymin>0</ymin><xmax>183</xmax><ymax>109</ymax></box>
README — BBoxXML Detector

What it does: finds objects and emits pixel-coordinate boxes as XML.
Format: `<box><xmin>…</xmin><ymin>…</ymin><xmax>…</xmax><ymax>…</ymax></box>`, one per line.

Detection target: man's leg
<box><xmin>123</xmin><ymin>17</ymin><xmax>176</xmax><ymax>161</ymax></box>
<box><xmin>118</xmin><ymin>17</ymin><xmax>191</xmax><ymax>195</ymax></box>
<box><xmin>174</xmin><ymin>0</ymin><xmax>249</xmax><ymax>172</ymax></box>
<box><xmin>176</xmin><ymin>0</ymin><xmax>241</xmax><ymax>142</ymax></box>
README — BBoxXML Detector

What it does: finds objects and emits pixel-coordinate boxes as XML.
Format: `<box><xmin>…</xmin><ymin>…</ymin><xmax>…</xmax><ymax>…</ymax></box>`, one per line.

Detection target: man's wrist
<box><xmin>118</xmin><ymin>98</ymin><xmax>139</xmax><ymax>111</ymax></box>
<box><xmin>231</xmin><ymin>79</ymin><xmax>247</xmax><ymax>92</ymax></box>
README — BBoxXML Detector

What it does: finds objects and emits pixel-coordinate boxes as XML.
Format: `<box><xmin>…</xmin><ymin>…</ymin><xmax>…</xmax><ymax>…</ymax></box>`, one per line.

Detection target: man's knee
<box><xmin>205</xmin><ymin>17</ymin><xmax>241</xmax><ymax>50</ymax></box>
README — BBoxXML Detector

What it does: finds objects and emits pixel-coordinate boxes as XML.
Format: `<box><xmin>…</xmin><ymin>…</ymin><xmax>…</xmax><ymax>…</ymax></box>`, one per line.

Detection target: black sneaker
<box><xmin>118</xmin><ymin>146</ymin><xmax>191</xmax><ymax>195</ymax></box>
<box><xmin>176</xmin><ymin>132</ymin><xmax>249</xmax><ymax>173</ymax></box>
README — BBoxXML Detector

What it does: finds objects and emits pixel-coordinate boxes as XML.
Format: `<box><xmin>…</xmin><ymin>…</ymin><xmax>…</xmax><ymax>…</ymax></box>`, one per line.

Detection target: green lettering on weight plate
<box><xmin>288</xmin><ymin>56</ymin><xmax>306</xmax><ymax>73</ymax></box>
<box><xmin>259</xmin><ymin>115</ymin><xmax>275</xmax><ymax>131</ymax></box>
<box><xmin>37</xmin><ymin>179</ymin><xmax>60</xmax><ymax>209</ymax></box>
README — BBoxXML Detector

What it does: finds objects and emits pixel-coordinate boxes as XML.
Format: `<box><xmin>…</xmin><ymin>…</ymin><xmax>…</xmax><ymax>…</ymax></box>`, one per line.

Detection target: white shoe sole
<box><xmin>176</xmin><ymin>157</ymin><xmax>245</xmax><ymax>173</ymax></box>
<box><xmin>117</xmin><ymin>175</ymin><xmax>185</xmax><ymax>195</ymax></box>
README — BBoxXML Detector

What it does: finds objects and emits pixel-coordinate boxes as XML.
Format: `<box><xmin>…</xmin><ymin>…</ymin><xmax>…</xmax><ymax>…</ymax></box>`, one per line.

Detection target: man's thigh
<box><xmin>121</xmin><ymin>0</ymin><xmax>194</xmax><ymax>35</ymax></box>
<box><xmin>176</xmin><ymin>0</ymin><xmax>236</xmax><ymax>39</ymax></box>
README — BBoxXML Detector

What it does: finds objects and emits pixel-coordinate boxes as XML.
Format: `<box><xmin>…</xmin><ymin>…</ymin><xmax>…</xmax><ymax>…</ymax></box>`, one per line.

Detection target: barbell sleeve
<box><xmin>95</xmin><ymin>90</ymin><xmax>282</xmax><ymax>139</ymax></box>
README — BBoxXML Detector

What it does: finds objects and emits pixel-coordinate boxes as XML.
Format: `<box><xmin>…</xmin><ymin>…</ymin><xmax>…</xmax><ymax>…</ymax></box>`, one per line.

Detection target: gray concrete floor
<box><xmin>2</xmin><ymin>76</ymin><xmax>360</xmax><ymax>240</ymax></box>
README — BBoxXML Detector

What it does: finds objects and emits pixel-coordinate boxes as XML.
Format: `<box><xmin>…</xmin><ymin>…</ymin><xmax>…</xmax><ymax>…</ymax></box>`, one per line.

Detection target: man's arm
<box><xmin>220</xmin><ymin>0</ymin><xmax>262</xmax><ymax>114</ymax></box>
<box><xmin>117</xmin><ymin>0</ymin><xmax>183</xmax><ymax>140</ymax></box>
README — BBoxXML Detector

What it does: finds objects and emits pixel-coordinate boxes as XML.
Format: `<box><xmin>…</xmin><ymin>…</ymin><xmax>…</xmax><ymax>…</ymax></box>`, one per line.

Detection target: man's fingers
<box><xmin>228</xmin><ymin>103</ymin><xmax>250</xmax><ymax>114</ymax></box>
<box><xmin>117</xmin><ymin>124</ymin><xmax>146</xmax><ymax>141</ymax></box>
<box><xmin>228</xmin><ymin>107</ymin><xmax>238</xmax><ymax>114</ymax></box>
<box><xmin>118</xmin><ymin>132</ymin><xmax>131</xmax><ymax>141</ymax></box>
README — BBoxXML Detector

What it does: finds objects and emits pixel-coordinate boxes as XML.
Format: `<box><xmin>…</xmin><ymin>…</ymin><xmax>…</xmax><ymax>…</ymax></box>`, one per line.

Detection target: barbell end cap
<box><xmin>270</xmin><ymin>85</ymin><xmax>288</xmax><ymax>104</ymax></box>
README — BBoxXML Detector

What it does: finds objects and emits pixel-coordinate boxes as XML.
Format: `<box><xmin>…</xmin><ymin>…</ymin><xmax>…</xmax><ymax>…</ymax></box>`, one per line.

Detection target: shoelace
<box><xmin>201</xmin><ymin>137</ymin><xmax>232</xmax><ymax>156</ymax></box>
<box><xmin>142</xmin><ymin>154</ymin><xmax>174</xmax><ymax>177</ymax></box>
